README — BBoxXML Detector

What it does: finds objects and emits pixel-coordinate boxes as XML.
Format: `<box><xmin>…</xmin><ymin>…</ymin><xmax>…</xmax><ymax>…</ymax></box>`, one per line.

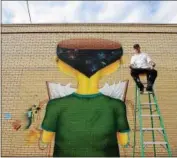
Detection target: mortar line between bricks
<box><xmin>2</xmin><ymin>31</ymin><xmax>177</xmax><ymax>34</ymax></box>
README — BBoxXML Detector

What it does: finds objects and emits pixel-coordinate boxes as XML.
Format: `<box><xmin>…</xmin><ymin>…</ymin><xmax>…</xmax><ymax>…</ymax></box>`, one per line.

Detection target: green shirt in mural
<box><xmin>41</xmin><ymin>92</ymin><xmax>130</xmax><ymax>157</ymax></box>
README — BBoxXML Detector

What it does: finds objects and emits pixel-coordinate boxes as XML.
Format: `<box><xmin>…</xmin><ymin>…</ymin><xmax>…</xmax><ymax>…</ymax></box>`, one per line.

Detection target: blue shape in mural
<box><xmin>4</xmin><ymin>112</ymin><xmax>12</xmax><ymax>120</ymax></box>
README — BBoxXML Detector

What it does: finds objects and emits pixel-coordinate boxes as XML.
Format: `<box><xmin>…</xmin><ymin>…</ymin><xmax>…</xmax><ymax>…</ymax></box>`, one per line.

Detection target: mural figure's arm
<box><xmin>35</xmin><ymin>98</ymin><xmax>55</xmax><ymax>144</ymax></box>
<box><xmin>40</xmin><ymin>99</ymin><xmax>58</xmax><ymax>145</ymax></box>
<box><xmin>115</xmin><ymin>100</ymin><xmax>130</xmax><ymax>147</ymax></box>
<box><xmin>41</xmin><ymin>130</ymin><xmax>54</xmax><ymax>143</ymax></box>
<box><xmin>26</xmin><ymin>98</ymin><xmax>57</xmax><ymax>145</ymax></box>
<box><xmin>117</xmin><ymin>132</ymin><xmax>129</xmax><ymax>146</ymax></box>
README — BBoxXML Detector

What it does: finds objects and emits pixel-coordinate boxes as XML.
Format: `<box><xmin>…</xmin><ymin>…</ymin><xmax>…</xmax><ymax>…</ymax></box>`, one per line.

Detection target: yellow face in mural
<box><xmin>55</xmin><ymin>57</ymin><xmax>122</xmax><ymax>80</ymax></box>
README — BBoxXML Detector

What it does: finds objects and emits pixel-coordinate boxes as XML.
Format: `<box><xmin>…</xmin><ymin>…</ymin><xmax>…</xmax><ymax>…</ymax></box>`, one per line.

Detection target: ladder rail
<box><xmin>151</xmin><ymin>90</ymin><xmax>172</xmax><ymax>156</ymax></box>
<box><xmin>137</xmin><ymin>86</ymin><xmax>145</xmax><ymax>156</ymax></box>
<box><xmin>133</xmin><ymin>85</ymin><xmax>137</xmax><ymax>157</ymax></box>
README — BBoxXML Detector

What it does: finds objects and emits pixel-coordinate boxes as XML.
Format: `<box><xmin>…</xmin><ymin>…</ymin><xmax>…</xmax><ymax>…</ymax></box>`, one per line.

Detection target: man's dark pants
<box><xmin>130</xmin><ymin>68</ymin><xmax>158</xmax><ymax>89</ymax></box>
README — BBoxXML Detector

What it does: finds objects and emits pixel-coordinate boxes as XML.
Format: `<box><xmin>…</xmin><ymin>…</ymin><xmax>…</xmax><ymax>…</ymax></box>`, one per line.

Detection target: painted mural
<box><xmin>12</xmin><ymin>38</ymin><xmax>130</xmax><ymax>157</ymax></box>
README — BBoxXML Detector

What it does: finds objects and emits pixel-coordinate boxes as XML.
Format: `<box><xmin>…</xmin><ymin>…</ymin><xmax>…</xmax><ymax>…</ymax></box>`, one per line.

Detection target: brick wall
<box><xmin>2</xmin><ymin>23</ymin><xmax>177</xmax><ymax>157</ymax></box>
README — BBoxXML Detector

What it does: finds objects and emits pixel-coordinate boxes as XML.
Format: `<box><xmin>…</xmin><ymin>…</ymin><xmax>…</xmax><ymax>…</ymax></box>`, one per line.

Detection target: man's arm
<box><xmin>146</xmin><ymin>53</ymin><xmax>156</xmax><ymax>68</ymax></box>
<box><xmin>129</xmin><ymin>56</ymin><xmax>135</xmax><ymax>69</ymax></box>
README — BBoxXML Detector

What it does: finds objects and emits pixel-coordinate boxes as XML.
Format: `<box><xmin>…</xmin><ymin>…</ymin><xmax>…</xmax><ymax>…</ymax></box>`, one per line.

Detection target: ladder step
<box><xmin>141</xmin><ymin>92</ymin><xmax>153</xmax><ymax>94</ymax></box>
<box><xmin>141</xmin><ymin>103</ymin><xmax>156</xmax><ymax>105</ymax></box>
<box><xmin>142</xmin><ymin>128</ymin><xmax>163</xmax><ymax>131</ymax></box>
<box><xmin>141</xmin><ymin>114</ymin><xmax>160</xmax><ymax>117</ymax></box>
<box><xmin>144</xmin><ymin>141</ymin><xmax>167</xmax><ymax>145</ymax></box>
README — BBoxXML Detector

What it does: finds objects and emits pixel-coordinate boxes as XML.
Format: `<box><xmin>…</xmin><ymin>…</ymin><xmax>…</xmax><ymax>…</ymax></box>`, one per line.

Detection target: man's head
<box><xmin>133</xmin><ymin>44</ymin><xmax>141</xmax><ymax>54</ymax></box>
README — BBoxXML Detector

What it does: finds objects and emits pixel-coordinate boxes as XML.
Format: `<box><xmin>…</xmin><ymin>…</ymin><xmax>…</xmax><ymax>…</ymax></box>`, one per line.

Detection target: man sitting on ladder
<box><xmin>129</xmin><ymin>44</ymin><xmax>157</xmax><ymax>93</ymax></box>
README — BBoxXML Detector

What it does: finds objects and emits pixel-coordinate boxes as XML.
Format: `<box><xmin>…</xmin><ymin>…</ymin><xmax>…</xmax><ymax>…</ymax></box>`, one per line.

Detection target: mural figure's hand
<box><xmin>25</xmin><ymin>126</ymin><xmax>42</xmax><ymax>144</ymax></box>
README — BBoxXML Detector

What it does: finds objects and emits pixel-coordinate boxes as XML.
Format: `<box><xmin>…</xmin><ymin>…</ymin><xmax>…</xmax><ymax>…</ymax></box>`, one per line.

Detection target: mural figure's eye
<box><xmin>35</xmin><ymin>111</ymin><xmax>37</xmax><ymax>114</ymax></box>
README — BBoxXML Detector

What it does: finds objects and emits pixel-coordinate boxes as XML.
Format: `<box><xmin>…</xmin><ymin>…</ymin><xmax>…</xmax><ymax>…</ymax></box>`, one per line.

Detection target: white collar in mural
<box><xmin>46</xmin><ymin>81</ymin><xmax>128</xmax><ymax>101</ymax></box>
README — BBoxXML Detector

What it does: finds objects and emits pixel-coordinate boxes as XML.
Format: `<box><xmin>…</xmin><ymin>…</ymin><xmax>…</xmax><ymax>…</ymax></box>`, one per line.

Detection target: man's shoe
<box><xmin>139</xmin><ymin>86</ymin><xmax>144</xmax><ymax>94</ymax></box>
<box><xmin>135</xmin><ymin>78</ymin><xmax>144</xmax><ymax>93</ymax></box>
<box><xmin>146</xmin><ymin>85</ymin><xmax>153</xmax><ymax>92</ymax></box>
<box><xmin>137</xmin><ymin>83</ymin><xmax>144</xmax><ymax>94</ymax></box>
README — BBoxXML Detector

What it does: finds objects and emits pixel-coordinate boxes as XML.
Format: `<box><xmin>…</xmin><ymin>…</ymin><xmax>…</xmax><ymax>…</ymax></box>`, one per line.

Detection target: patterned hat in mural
<box><xmin>56</xmin><ymin>38</ymin><xmax>123</xmax><ymax>78</ymax></box>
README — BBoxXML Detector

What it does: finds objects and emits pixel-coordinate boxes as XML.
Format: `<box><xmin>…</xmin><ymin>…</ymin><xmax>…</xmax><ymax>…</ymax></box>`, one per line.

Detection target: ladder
<box><xmin>132</xmin><ymin>82</ymin><xmax>172</xmax><ymax>157</ymax></box>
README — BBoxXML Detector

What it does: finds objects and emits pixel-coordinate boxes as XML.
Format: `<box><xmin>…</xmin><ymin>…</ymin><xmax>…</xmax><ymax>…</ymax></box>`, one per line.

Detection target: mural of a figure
<box><xmin>27</xmin><ymin>38</ymin><xmax>130</xmax><ymax>157</ymax></box>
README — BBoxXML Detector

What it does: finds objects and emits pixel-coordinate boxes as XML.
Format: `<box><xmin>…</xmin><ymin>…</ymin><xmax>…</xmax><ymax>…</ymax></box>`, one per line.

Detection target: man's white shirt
<box><xmin>130</xmin><ymin>52</ymin><xmax>152</xmax><ymax>69</ymax></box>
